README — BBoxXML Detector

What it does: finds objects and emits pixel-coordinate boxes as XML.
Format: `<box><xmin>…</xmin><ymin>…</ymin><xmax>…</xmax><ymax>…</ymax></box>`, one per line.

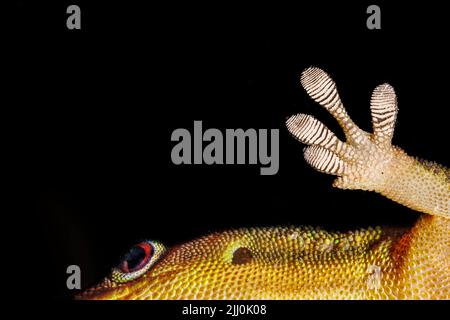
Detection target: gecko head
<box><xmin>76</xmin><ymin>240</ymin><xmax>169</xmax><ymax>300</ymax></box>
<box><xmin>76</xmin><ymin>232</ymin><xmax>257</xmax><ymax>300</ymax></box>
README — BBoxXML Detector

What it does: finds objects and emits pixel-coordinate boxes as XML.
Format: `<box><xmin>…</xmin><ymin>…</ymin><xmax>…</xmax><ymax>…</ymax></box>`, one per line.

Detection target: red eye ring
<box><xmin>119</xmin><ymin>242</ymin><xmax>153</xmax><ymax>273</ymax></box>
<box><xmin>111</xmin><ymin>240</ymin><xmax>166</xmax><ymax>283</ymax></box>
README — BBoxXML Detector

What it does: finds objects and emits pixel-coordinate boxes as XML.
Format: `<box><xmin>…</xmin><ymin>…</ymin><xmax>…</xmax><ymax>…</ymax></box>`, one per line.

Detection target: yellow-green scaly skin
<box><xmin>79</xmin><ymin>68</ymin><xmax>449</xmax><ymax>300</ymax></box>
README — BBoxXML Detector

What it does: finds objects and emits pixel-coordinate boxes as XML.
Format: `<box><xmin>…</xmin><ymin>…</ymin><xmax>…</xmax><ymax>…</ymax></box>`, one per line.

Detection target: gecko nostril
<box><xmin>231</xmin><ymin>247</ymin><xmax>253</xmax><ymax>265</ymax></box>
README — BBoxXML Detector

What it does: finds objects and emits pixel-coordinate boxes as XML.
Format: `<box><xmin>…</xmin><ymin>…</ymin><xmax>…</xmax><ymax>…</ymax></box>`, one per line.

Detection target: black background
<box><xmin>12</xmin><ymin>0</ymin><xmax>449</xmax><ymax>311</ymax></box>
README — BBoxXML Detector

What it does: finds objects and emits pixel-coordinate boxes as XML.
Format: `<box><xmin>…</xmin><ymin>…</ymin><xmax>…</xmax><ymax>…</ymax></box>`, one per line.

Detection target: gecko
<box><xmin>78</xmin><ymin>67</ymin><xmax>449</xmax><ymax>300</ymax></box>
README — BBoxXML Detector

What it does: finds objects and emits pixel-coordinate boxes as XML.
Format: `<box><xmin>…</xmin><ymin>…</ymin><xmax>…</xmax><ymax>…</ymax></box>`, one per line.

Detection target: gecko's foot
<box><xmin>286</xmin><ymin>67</ymin><xmax>399</xmax><ymax>191</ymax></box>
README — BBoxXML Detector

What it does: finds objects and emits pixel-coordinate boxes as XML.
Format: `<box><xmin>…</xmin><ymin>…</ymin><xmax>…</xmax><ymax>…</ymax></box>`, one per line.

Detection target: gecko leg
<box><xmin>286</xmin><ymin>67</ymin><xmax>398</xmax><ymax>191</ymax></box>
<box><xmin>286</xmin><ymin>67</ymin><xmax>449</xmax><ymax>217</ymax></box>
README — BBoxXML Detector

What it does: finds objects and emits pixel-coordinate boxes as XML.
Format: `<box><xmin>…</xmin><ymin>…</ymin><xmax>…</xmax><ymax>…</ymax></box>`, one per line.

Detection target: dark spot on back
<box><xmin>231</xmin><ymin>247</ymin><xmax>253</xmax><ymax>265</ymax></box>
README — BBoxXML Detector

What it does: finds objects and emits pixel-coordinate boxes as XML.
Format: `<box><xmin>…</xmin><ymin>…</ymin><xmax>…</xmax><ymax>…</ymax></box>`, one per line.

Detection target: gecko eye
<box><xmin>110</xmin><ymin>240</ymin><xmax>166</xmax><ymax>283</ymax></box>
<box><xmin>119</xmin><ymin>242</ymin><xmax>152</xmax><ymax>273</ymax></box>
